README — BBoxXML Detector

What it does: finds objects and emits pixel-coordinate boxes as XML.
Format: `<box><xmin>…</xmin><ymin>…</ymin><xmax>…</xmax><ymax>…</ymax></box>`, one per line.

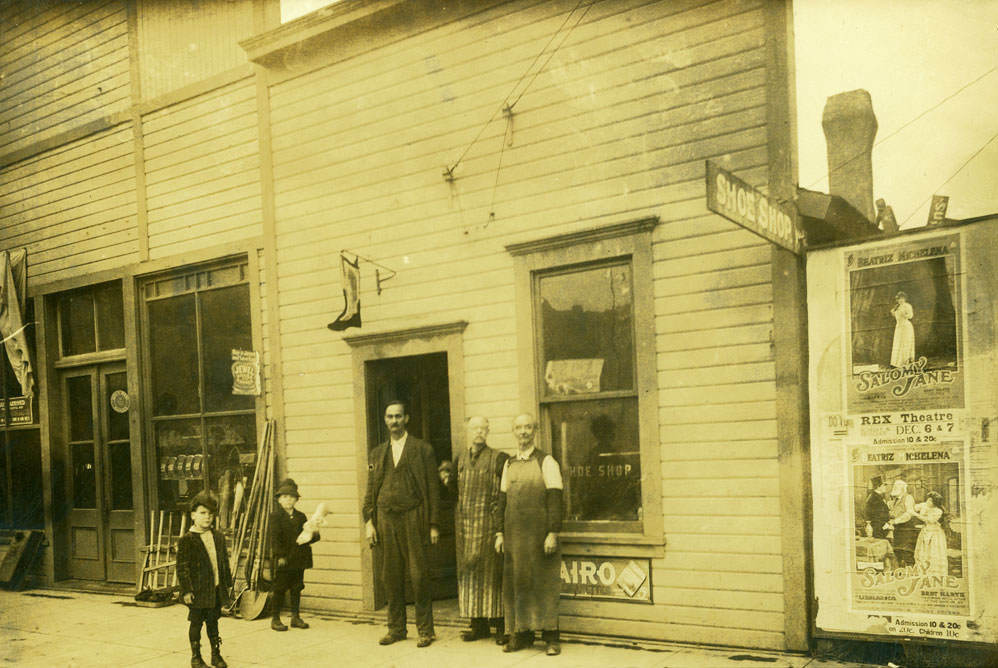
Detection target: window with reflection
<box><xmin>58</xmin><ymin>282</ymin><xmax>125</xmax><ymax>356</ymax></box>
<box><xmin>0</xmin><ymin>295</ymin><xmax>41</xmax><ymax>530</ymax></box>
<box><xmin>143</xmin><ymin>260</ymin><xmax>258</xmax><ymax>515</ymax></box>
<box><xmin>536</xmin><ymin>261</ymin><xmax>642</xmax><ymax>530</ymax></box>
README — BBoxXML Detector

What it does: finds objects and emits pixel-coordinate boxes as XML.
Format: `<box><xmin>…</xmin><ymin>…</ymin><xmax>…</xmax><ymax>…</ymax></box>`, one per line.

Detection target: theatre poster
<box><xmin>806</xmin><ymin>223</ymin><xmax>998</xmax><ymax>645</ymax></box>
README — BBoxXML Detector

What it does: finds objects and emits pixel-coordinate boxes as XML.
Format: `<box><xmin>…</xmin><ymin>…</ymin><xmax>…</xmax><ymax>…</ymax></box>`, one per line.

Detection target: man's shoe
<box><xmin>545</xmin><ymin>641</ymin><xmax>561</xmax><ymax>656</ymax></box>
<box><xmin>495</xmin><ymin>632</ymin><xmax>509</xmax><ymax>645</ymax></box>
<box><xmin>416</xmin><ymin>635</ymin><xmax>433</xmax><ymax>648</ymax></box>
<box><xmin>290</xmin><ymin>615</ymin><xmax>309</xmax><ymax>629</ymax></box>
<box><xmin>271</xmin><ymin>617</ymin><xmax>288</xmax><ymax>632</ymax></box>
<box><xmin>378</xmin><ymin>632</ymin><xmax>405</xmax><ymax>645</ymax></box>
<box><xmin>503</xmin><ymin>636</ymin><xmax>522</xmax><ymax>653</ymax></box>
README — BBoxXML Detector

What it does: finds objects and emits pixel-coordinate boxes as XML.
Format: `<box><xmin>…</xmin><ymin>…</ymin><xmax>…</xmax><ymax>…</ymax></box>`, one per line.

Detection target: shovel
<box><xmin>240</xmin><ymin>420</ymin><xmax>275</xmax><ymax>620</ymax></box>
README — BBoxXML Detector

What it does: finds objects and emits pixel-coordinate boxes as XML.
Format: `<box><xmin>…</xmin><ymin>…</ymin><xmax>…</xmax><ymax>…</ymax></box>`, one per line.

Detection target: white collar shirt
<box><xmin>390</xmin><ymin>433</ymin><xmax>408</xmax><ymax>466</ymax></box>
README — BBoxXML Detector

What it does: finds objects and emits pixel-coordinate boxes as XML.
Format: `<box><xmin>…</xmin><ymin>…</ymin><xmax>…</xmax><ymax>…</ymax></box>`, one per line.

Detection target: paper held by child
<box><xmin>296</xmin><ymin>502</ymin><xmax>331</xmax><ymax>545</ymax></box>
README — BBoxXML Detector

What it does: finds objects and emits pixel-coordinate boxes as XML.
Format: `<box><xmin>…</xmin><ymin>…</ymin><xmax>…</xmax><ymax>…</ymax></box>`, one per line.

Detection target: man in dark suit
<box><xmin>363</xmin><ymin>400</ymin><xmax>440</xmax><ymax>648</ymax></box>
<box><xmin>864</xmin><ymin>475</ymin><xmax>891</xmax><ymax>539</ymax></box>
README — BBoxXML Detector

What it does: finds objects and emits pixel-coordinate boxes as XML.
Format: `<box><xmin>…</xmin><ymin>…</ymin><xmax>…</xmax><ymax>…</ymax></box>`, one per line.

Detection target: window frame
<box><xmin>55</xmin><ymin>281</ymin><xmax>126</xmax><ymax>361</ymax></box>
<box><xmin>508</xmin><ymin>218</ymin><xmax>662</xmax><ymax>545</ymax></box>
<box><xmin>0</xmin><ymin>296</ymin><xmax>42</xmax><ymax>529</ymax></box>
<box><xmin>138</xmin><ymin>257</ymin><xmax>258</xmax><ymax>513</ymax></box>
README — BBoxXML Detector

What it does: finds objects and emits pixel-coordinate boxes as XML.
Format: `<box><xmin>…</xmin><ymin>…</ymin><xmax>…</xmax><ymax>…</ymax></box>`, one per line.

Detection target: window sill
<box><xmin>558</xmin><ymin>531</ymin><xmax>666</xmax><ymax>558</ymax></box>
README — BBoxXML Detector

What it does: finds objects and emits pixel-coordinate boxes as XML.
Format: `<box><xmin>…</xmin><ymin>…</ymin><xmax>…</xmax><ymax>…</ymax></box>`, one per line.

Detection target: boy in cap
<box><xmin>177</xmin><ymin>491</ymin><xmax>232</xmax><ymax>668</ymax></box>
<box><xmin>270</xmin><ymin>478</ymin><xmax>320</xmax><ymax>631</ymax></box>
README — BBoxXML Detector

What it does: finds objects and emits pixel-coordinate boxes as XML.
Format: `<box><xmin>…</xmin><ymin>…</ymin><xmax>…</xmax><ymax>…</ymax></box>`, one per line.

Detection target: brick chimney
<box><xmin>822</xmin><ymin>90</ymin><xmax>878</xmax><ymax>223</ymax></box>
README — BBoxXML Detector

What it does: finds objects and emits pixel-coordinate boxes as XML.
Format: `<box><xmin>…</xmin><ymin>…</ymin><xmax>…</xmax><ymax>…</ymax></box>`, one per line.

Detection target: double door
<box><xmin>64</xmin><ymin>363</ymin><xmax>136</xmax><ymax>582</ymax></box>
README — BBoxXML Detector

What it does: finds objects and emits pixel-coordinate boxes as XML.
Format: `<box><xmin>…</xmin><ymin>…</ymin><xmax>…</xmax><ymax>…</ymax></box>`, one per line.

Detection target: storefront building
<box><xmin>0</xmin><ymin>0</ymin><xmax>811</xmax><ymax>651</ymax></box>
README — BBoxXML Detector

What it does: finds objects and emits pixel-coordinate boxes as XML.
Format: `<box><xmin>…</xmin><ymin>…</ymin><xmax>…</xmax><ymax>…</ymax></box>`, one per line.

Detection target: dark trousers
<box><xmin>272</xmin><ymin>568</ymin><xmax>305</xmax><ymax>618</ymax></box>
<box><xmin>378</xmin><ymin>506</ymin><xmax>434</xmax><ymax>637</ymax></box>
<box><xmin>187</xmin><ymin>587</ymin><xmax>222</xmax><ymax>643</ymax></box>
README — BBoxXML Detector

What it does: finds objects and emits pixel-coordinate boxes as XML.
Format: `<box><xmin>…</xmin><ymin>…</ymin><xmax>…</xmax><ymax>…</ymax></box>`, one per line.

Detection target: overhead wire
<box><xmin>899</xmin><ymin>128</ymin><xmax>998</xmax><ymax>226</ymax></box>
<box><xmin>446</xmin><ymin>0</ymin><xmax>596</xmax><ymax>177</ymax></box>
<box><xmin>804</xmin><ymin>63</ymin><xmax>998</xmax><ymax>190</ymax></box>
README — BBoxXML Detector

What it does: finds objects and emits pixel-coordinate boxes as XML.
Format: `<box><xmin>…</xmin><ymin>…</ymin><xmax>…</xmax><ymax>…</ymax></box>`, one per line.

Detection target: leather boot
<box><xmin>208</xmin><ymin>636</ymin><xmax>227</xmax><ymax>668</ymax></box>
<box><xmin>290</xmin><ymin>613</ymin><xmax>309</xmax><ymax>629</ymax></box>
<box><xmin>271</xmin><ymin>615</ymin><xmax>288</xmax><ymax>631</ymax></box>
<box><xmin>190</xmin><ymin>640</ymin><xmax>209</xmax><ymax>668</ymax></box>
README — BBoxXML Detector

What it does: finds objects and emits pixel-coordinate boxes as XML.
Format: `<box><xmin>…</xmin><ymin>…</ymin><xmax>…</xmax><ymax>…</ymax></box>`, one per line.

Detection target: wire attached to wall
<box><xmin>444</xmin><ymin>0</ymin><xmax>598</xmax><ymax>182</ymax></box>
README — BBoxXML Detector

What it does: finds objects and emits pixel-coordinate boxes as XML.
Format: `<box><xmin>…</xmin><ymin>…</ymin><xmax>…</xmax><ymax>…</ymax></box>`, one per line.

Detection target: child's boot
<box><xmin>289</xmin><ymin>591</ymin><xmax>309</xmax><ymax>628</ymax></box>
<box><xmin>208</xmin><ymin>636</ymin><xmax>227</xmax><ymax>668</ymax></box>
<box><xmin>271</xmin><ymin>590</ymin><xmax>288</xmax><ymax>631</ymax></box>
<box><xmin>190</xmin><ymin>640</ymin><xmax>209</xmax><ymax>668</ymax></box>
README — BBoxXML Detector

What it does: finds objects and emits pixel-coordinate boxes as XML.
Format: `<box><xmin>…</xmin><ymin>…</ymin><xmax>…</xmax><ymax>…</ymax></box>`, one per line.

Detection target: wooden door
<box><xmin>64</xmin><ymin>363</ymin><xmax>135</xmax><ymax>582</ymax></box>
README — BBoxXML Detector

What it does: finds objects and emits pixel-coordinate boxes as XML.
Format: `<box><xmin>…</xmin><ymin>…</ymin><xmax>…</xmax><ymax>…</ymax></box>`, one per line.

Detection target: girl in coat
<box><xmin>270</xmin><ymin>478</ymin><xmax>320</xmax><ymax>631</ymax></box>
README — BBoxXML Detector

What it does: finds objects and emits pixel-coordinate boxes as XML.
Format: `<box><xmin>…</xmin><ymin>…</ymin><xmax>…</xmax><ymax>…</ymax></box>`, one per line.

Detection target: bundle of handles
<box><xmin>226</xmin><ymin>419</ymin><xmax>276</xmax><ymax>616</ymax></box>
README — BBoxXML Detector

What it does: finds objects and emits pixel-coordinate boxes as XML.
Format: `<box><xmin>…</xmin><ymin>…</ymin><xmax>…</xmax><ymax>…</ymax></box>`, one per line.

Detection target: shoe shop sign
<box><xmin>705</xmin><ymin>160</ymin><xmax>805</xmax><ymax>255</ymax></box>
<box><xmin>560</xmin><ymin>556</ymin><xmax>651</xmax><ymax>604</ymax></box>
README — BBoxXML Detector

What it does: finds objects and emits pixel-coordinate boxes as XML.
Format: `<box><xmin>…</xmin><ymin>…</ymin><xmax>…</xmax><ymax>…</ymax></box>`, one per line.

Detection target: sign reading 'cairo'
<box><xmin>705</xmin><ymin>160</ymin><xmax>805</xmax><ymax>255</ymax></box>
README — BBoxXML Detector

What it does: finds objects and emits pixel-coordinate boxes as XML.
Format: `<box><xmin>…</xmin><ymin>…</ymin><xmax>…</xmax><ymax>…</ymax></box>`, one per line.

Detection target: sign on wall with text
<box><xmin>807</xmin><ymin>222</ymin><xmax>997</xmax><ymax>645</ymax></box>
<box><xmin>560</xmin><ymin>555</ymin><xmax>651</xmax><ymax>603</ymax></box>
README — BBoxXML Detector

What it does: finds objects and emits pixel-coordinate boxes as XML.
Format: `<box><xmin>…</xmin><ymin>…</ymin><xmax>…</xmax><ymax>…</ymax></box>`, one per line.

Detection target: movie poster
<box><xmin>808</xmin><ymin>224</ymin><xmax>998</xmax><ymax>645</ymax></box>
<box><xmin>848</xmin><ymin>437</ymin><xmax>969</xmax><ymax>617</ymax></box>
<box><xmin>845</xmin><ymin>234</ymin><xmax>963</xmax><ymax>413</ymax></box>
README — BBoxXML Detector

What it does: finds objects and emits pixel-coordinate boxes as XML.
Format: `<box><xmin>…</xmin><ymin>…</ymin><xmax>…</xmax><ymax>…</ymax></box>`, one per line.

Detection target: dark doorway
<box><xmin>364</xmin><ymin>352</ymin><xmax>457</xmax><ymax>604</ymax></box>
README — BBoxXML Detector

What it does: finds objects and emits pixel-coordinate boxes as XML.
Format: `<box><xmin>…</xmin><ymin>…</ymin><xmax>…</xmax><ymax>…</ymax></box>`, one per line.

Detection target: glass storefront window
<box><xmin>538</xmin><ymin>264</ymin><xmax>634</xmax><ymax>396</ymax></box>
<box><xmin>548</xmin><ymin>397</ymin><xmax>640</xmax><ymax>523</ymax></box>
<box><xmin>0</xmin><ymin>294</ymin><xmax>42</xmax><ymax>530</ymax></box>
<box><xmin>144</xmin><ymin>259</ymin><xmax>257</xmax><ymax>514</ymax></box>
<box><xmin>148</xmin><ymin>295</ymin><xmax>199</xmax><ymax>416</ymax></box>
<box><xmin>535</xmin><ymin>259</ymin><xmax>642</xmax><ymax>532</ymax></box>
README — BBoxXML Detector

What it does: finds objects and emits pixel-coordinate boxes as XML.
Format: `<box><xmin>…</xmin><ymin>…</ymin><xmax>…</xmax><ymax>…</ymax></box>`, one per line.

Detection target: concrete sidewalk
<box><xmin>0</xmin><ymin>589</ymin><xmax>879</xmax><ymax>668</ymax></box>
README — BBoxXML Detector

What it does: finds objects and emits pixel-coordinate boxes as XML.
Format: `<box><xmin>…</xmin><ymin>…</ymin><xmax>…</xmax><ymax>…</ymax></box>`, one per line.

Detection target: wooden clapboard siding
<box><xmin>0</xmin><ymin>124</ymin><xmax>138</xmax><ymax>283</ymax></box>
<box><xmin>142</xmin><ymin>79</ymin><xmax>263</xmax><ymax>259</ymax></box>
<box><xmin>0</xmin><ymin>1</ymin><xmax>131</xmax><ymax>157</ymax></box>
<box><xmin>135</xmin><ymin>0</ymin><xmax>255</xmax><ymax>100</ymax></box>
<box><xmin>264</xmin><ymin>0</ymin><xmax>785</xmax><ymax>646</ymax></box>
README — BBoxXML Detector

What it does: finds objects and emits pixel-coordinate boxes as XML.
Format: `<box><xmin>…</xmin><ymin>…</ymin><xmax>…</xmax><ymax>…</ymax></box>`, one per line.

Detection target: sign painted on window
<box><xmin>560</xmin><ymin>556</ymin><xmax>651</xmax><ymax>603</ymax></box>
<box><xmin>705</xmin><ymin>160</ymin><xmax>804</xmax><ymax>255</ymax></box>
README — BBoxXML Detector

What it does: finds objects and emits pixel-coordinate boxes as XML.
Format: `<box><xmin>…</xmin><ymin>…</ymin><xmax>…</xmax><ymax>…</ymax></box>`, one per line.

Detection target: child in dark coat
<box><xmin>177</xmin><ymin>491</ymin><xmax>232</xmax><ymax>668</ymax></box>
<box><xmin>270</xmin><ymin>478</ymin><xmax>320</xmax><ymax>631</ymax></box>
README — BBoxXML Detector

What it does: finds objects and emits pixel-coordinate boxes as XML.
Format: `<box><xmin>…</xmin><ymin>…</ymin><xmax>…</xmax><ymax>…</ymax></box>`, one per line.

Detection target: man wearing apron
<box><xmin>446</xmin><ymin>416</ymin><xmax>509</xmax><ymax>643</ymax></box>
<box><xmin>495</xmin><ymin>413</ymin><xmax>564</xmax><ymax>656</ymax></box>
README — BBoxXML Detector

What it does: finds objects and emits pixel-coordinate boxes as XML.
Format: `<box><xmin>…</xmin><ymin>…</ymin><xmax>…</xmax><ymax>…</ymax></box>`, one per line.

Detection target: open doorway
<box><xmin>364</xmin><ymin>352</ymin><xmax>457</xmax><ymax>604</ymax></box>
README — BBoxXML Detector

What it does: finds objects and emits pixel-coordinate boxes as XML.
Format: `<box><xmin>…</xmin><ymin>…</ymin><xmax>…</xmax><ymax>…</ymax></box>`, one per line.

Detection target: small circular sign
<box><xmin>109</xmin><ymin>389</ymin><xmax>130</xmax><ymax>413</ymax></box>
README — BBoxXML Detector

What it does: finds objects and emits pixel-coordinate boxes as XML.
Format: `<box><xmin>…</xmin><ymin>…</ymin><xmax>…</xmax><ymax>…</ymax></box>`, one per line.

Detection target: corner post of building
<box><xmin>766</xmin><ymin>0</ymin><xmax>812</xmax><ymax>652</ymax></box>
<box><xmin>251</xmin><ymin>1</ymin><xmax>287</xmax><ymax>478</ymax></box>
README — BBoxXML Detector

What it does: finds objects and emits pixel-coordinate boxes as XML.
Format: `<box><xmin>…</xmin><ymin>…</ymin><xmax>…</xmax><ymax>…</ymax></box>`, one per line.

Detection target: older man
<box><xmin>495</xmin><ymin>413</ymin><xmax>564</xmax><ymax>656</ymax></box>
<box><xmin>362</xmin><ymin>400</ymin><xmax>440</xmax><ymax>648</ymax></box>
<box><xmin>443</xmin><ymin>416</ymin><xmax>509</xmax><ymax>643</ymax></box>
